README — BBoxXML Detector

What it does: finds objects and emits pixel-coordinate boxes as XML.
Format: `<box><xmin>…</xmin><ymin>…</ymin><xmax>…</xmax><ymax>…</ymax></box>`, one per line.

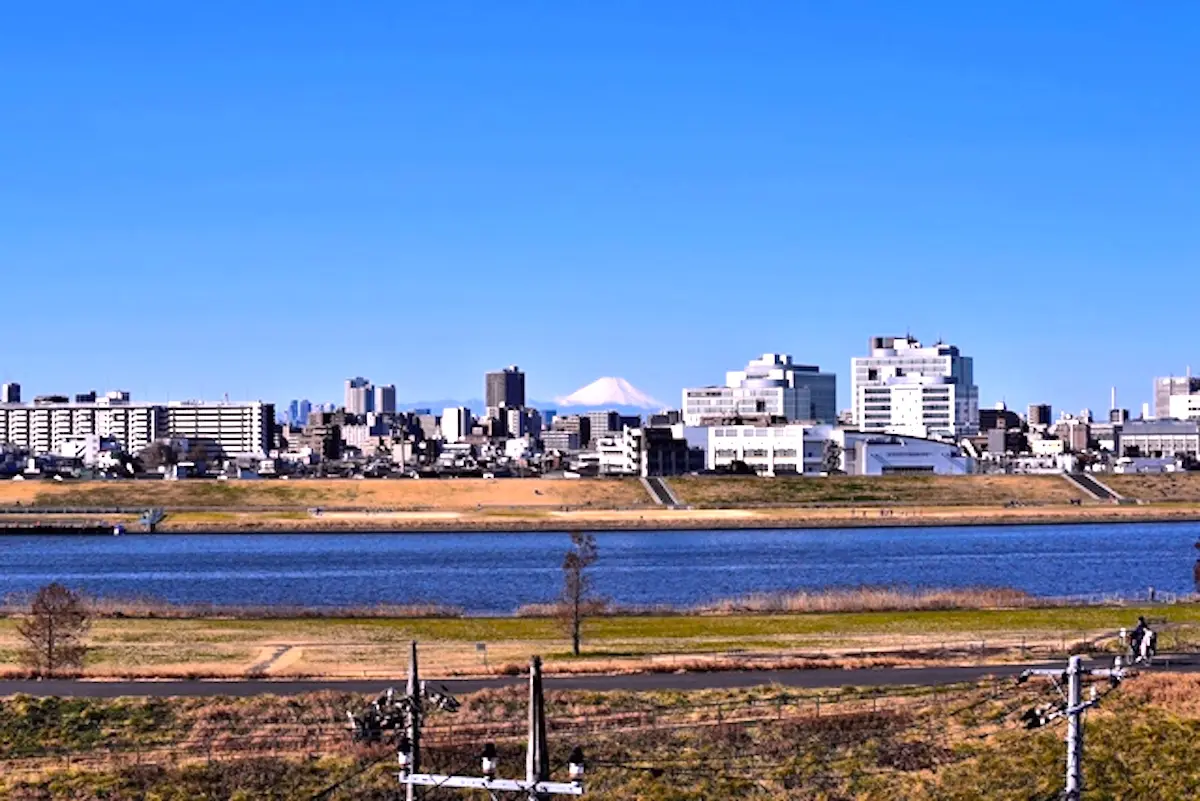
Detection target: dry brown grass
<box><xmin>693</xmin><ymin>586</ymin><xmax>1037</xmax><ymax>614</ymax></box>
<box><xmin>1106</xmin><ymin>472</ymin><xmax>1200</xmax><ymax>502</ymax></box>
<box><xmin>1115</xmin><ymin>672</ymin><xmax>1200</xmax><ymax>716</ymax></box>
<box><xmin>0</xmin><ymin>596</ymin><xmax>463</xmax><ymax>619</ymax></box>
<box><xmin>670</xmin><ymin>474</ymin><xmax>1089</xmax><ymax>507</ymax></box>
<box><xmin>0</xmin><ymin>477</ymin><xmax>651</xmax><ymax>510</ymax></box>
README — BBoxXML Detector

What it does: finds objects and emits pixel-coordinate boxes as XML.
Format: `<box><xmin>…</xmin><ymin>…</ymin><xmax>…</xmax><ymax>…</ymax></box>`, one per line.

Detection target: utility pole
<box><xmin>401</xmin><ymin>655</ymin><xmax>585</xmax><ymax>799</ymax></box>
<box><xmin>1021</xmin><ymin>655</ymin><xmax>1125</xmax><ymax>801</ymax></box>
<box><xmin>406</xmin><ymin>640</ymin><xmax>421</xmax><ymax>801</ymax></box>
<box><xmin>527</xmin><ymin>655</ymin><xmax>551</xmax><ymax>800</ymax></box>
<box><xmin>1064</xmin><ymin>656</ymin><xmax>1083</xmax><ymax>798</ymax></box>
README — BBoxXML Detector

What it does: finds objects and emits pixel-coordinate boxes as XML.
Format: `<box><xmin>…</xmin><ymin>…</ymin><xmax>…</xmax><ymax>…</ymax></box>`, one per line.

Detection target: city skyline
<box><xmin>3</xmin><ymin>4</ymin><xmax>1198</xmax><ymax>412</ymax></box>
<box><xmin>3</xmin><ymin>343</ymin><xmax>1196</xmax><ymax>421</ymax></box>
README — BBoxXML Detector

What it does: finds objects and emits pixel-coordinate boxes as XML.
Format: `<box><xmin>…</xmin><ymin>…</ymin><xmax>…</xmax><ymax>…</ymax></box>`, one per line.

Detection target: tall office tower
<box><xmin>344</xmin><ymin>377</ymin><xmax>374</xmax><ymax>415</ymax></box>
<box><xmin>682</xmin><ymin>353</ymin><xmax>837</xmax><ymax>426</ymax></box>
<box><xmin>851</xmin><ymin>335</ymin><xmax>980</xmax><ymax>439</ymax></box>
<box><xmin>1153</xmin><ymin>374</ymin><xmax>1200</xmax><ymax>419</ymax></box>
<box><xmin>1</xmin><ymin>383</ymin><xmax>20</xmax><ymax>404</ymax></box>
<box><xmin>485</xmin><ymin>365</ymin><xmax>525</xmax><ymax>416</ymax></box>
<box><xmin>374</xmin><ymin>384</ymin><xmax>397</xmax><ymax>415</ymax></box>
<box><xmin>1027</xmin><ymin>403</ymin><xmax>1052</xmax><ymax>428</ymax></box>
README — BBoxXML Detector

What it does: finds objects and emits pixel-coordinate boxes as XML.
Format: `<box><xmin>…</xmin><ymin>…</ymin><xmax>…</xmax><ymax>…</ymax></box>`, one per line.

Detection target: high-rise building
<box><xmin>485</xmin><ymin>365</ymin><xmax>525</xmax><ymax>416</ymax></box>
<box><xmin>344</xmin><ymin>377</ymin><xmax>374</xmax><ymax>415</ymax></box>
<box><xmin>1027</xmin><ymin>403</ymin><xmax>1052</xmax><ymax>428</ymax></box>
<box><xmin>586</xmin><ymin>410</ymin><xmax>622</xmax><ymax>443</ymax></box>
<box><xmin>374</xmin><ymin>384</ymin><xmax>397</xmax><ymax>415</ymax></box>
<box><xmin>1</xmin><ymin>383</ymin><xmax>20</xmax><ymax>404</ymax></box>
<box><xmin>851</xmin><ymin>336</ymin><xmax>979</xmax><ymax>439</ymax></box>
<box><xmin>505</xmin><ymin>407</ymin><xmax>542</xmax><ymax>439</ymax></box>
<box><xmin>441</xmin><ymin>407</ymin><xmax>472</xmax><ymax>444</ymax></box>
<box><xmin>1153</xmin><ymin>375</ymin><xmax>1200</xmax><ymax>419</ymax></box>
<box><xmin>682</xmin><ymin>354</ymin><xmax>836</xmax><ymax>426</ymax></box>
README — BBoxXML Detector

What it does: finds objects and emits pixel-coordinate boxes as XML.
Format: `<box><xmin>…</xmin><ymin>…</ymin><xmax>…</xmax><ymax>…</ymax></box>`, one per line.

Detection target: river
<box><xmin>1</xmin><ymin>522</ymin><xmax>1196</xmax><ymax>614</ymax></box>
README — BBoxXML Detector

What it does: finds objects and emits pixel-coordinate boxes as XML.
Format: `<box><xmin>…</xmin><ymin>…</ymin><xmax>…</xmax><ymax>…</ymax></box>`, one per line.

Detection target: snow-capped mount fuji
<box><xmin>554</xmin><ymin>377</ymin><xmax>664</xmax><ymax>410</ymax></box>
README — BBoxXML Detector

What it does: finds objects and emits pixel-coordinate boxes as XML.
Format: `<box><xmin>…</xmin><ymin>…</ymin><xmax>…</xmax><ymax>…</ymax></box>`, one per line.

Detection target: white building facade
<box><xmin>1168</xmin><ymin>394</ymin><xmax>1200</xmax><ymax>421</ymax></box>
<box><xmin>851</xmin><ymin>336</ymin><xmax>979</xmax><ymax>440</ymax></box>
<box><xmin>0</xmin><ymin>400</ymin><xmax>167</xmax><ymax>456</ymax></box>
<box><xmin>0</xmin><ymin>398</ymin><xmax>273</xmax><ymax>459</ymax></box>
<box><xmin>705</xmin><ymin>424</ymin><xmax>973</xmax><ymax>477</ymax></box>
<box><xmin>682</xmin><ymin>354</ymin><xmax>836</xmax><ymax>426</ymax></box>
<box><xmin>440</xmin><ymin>407</ymin><xmax>472</xmax><ymax>444</ymax></box>
<box><xmin>164</xmin><ymin>402</ymin><xmax>275</xmax><ymax>458</ymax></box>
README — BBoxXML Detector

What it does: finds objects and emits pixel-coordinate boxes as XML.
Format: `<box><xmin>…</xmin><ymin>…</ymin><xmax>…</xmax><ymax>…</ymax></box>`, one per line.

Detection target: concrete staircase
<box><xmin>642</xmin><ymin>476</ymin><xmax>681</xmax><ymax>507</ymax></box>
<box><xmin>1063</xmin><ymin>472</ymin><xmax>1123</xmax><ymax>502</ymax></box>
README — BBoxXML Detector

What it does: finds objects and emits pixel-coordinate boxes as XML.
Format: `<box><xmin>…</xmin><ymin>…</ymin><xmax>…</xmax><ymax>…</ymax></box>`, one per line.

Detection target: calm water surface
<box><xmin>1</xmin><ymin>523</ymin><xmax>1197</xmax><ymax>614</ymax></box>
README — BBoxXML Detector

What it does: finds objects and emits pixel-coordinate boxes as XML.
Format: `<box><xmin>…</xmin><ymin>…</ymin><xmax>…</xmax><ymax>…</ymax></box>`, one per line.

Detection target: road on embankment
<box><xmin>3</xmin><ymin>657</ymin><xmax>1195</xmax><ymax>698</ymax></box>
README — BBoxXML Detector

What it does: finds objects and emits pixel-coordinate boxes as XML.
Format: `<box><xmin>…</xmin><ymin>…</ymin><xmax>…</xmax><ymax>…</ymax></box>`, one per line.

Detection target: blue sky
<box><xmin>2</xmin><ymin>2</ymin><xmax>1197</xmax><ymax>414</ymax></box>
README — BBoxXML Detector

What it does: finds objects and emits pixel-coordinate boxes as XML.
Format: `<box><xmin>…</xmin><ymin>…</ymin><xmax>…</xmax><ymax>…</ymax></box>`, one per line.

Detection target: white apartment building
<box><xmin>682</xmin><ymin>354</ymin><xmax>836</xmax><ymax>426</ymax></box>
<box><xmin>165</xmin><ymin>401</ymin><xmax>275</xmax><ymax>459</ymax></box>
<box><xmin>596</xmin><ymin>428</ymin><xmax>642</xmax><ymax>476</ymax></box>
<box><xmin>441</xmin><ymin>406</ymin><xmax>472</xmax><ymax>444</ymax></box>
<box><xmin>705</xmin><ymin>424</ymin><xmax>973</xmax><ymax>476</ymax></box>
<box><xmin>851</xmin><ymin>336</ymin><xmax>979</xmax><ymax>440</ymax></box>
<box><xmin>0</xmin><ymin>401</ymin><xmax>167</xmax><ymax>456</ymax></box>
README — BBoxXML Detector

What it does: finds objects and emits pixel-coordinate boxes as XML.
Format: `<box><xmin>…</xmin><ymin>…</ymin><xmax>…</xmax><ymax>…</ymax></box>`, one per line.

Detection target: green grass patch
<box><xmin>80</xmin><ymin>604</ymin><xmax>1200</xmax><ymax>646</ymax></box>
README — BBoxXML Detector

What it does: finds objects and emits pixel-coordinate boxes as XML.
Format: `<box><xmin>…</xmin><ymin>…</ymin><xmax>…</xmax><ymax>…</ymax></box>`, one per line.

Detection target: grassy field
<box><xmin>670</xmin><ymin>474</ymin><xmax>1089</xmax><ymax>507</ymax></box>
<box><xmin>3</xmin><ymin>673</ymin><xmax>1199</xmax><ymax>799</ymax></box>
<box><xmin>0</xmin><ymin>477</ymin><xmax>651</xmax><ymax>510</ymax></box>
<box><xmin>1107</xmin><ymin>472</ymin><xmax>1200</xmax><ymax>502</ymax></box>
<box><xmin>1</xmin><ymin>603</ymin><xmax>1194</xmax><ymax>679</ymax></box>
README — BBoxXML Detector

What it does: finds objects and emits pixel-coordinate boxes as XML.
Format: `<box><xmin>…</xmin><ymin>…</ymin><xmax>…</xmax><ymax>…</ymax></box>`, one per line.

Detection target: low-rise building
<box><xmin>705</xmin><ymin>424</ymin><xmax>973</xmax><ymax>477</ymax></box>
<box><xmin>1117</xmin><ymin>419</ymin><xmax>1200</xmax><ymax>459</ymax></box>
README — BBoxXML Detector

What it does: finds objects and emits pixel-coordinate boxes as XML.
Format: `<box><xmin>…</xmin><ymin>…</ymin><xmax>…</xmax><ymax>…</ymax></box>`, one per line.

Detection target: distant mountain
<box><xmin>554</xmin><ymin>377</ymin><xmax>664</xmax><ymax>410</ymax></box>
<box><xmin>398</xmin><ymin>379</ymin><xmax>668</xmax><ymax>418</ymax></box>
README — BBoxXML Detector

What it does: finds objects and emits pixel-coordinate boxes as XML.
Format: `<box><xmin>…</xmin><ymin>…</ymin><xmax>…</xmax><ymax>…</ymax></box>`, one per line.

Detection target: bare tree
<box><xmin>137</xmin><ymin>441</ymin><xmax>178</xmax><ymax>471</ymax></box>
<box><xmin>822</xmin><ymin>440</ymin><xmax>844</xmax><ymax>475</ymax></box>
<box><xmin>17</xmin><ymin>583</ymin><xmax>91</xmax><ymax>676</ymax></box>
<box><xmin>559</xmin><ymin>532</ymin><xmax>600</xmax><ymax>657</ymax></box>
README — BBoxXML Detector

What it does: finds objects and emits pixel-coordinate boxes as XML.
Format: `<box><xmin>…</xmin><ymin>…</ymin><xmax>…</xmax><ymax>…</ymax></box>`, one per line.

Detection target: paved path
<box><xmin>3</xmin><ymin>656</ymin><xmax>1195</xmax><ymax>698</ymax></box>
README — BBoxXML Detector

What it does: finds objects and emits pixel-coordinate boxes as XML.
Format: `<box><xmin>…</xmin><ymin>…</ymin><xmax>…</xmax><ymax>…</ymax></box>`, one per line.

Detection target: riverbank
<box><xmin>1</xmin><ymin>602</ymin><xmax>1194</xmax><ymax>681</ymax></box>
<box><xmin>2</xmin><ymin>474</ymin><xmax>1200</xmax><ymax>533</ymax></box>
<box><xmin>6</xmin><ymin>500</ymin><xmax>1200</xmax><ymax>534</ymax></box>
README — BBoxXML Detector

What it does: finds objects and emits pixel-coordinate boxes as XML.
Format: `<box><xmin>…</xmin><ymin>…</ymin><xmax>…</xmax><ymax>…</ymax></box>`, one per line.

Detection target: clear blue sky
<box><xmin>3</xmin><ymin>2</ymin><xmax>1197</xmax><ymax>414</ymax></box>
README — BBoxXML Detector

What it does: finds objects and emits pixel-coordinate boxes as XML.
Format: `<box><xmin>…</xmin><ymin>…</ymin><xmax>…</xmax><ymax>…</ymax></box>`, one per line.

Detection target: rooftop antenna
<box><xmin>1111</xmin><ymin>386</ymin><xmax>1116</xmax><ymax>411</ymax></box>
